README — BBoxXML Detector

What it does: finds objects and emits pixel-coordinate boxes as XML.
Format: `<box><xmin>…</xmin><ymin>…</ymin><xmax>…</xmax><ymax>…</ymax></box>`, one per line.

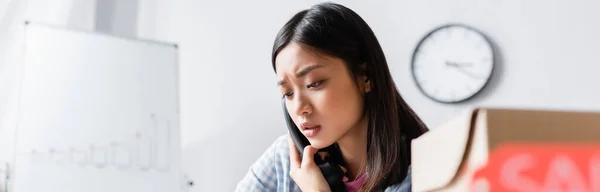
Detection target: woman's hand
<box><xmin>288</xmin><ymin>134</ymin><xmax>333</xmax><ymax>192</ymax></box>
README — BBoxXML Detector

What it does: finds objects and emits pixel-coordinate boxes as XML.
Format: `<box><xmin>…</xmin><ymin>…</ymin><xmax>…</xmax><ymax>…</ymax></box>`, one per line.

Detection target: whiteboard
<box><xmin>12</xmin><ymin>22</ymin><xmax>183</xmax><ymax>192</ymax></box>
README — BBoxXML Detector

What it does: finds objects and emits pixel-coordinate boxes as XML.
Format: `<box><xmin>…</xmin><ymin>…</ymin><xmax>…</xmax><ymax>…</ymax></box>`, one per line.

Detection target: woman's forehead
<box><xmin>276</xmin><ymin>44</ymin><xmax>317</xmax><ymax>71</ymax></box>
<box><xmin>275</xmin><ymin>43</ymin><xmax>342</xmax><ymax>74</ymax></box>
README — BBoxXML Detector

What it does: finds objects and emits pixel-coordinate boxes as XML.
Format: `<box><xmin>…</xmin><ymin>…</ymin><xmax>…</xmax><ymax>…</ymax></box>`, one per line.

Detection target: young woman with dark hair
<box><xmin>236</xmin><ymin>2</ymin><xmax>428</xmax><ymax>192</ymax></box>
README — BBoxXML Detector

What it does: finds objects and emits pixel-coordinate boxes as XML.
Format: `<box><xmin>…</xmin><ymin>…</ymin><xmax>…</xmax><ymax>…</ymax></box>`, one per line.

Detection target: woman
<box><xmin>236</xmin><ymin>2</ymin><xmax>428</xmax><ymax>192</ymax></box>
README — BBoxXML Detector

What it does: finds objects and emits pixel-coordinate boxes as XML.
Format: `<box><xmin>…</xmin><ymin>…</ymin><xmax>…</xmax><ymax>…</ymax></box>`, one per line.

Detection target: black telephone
<box><xmin>282</xmin><ymin>98</ymin><xmax>347</xmax><ymax>192</ymax></box>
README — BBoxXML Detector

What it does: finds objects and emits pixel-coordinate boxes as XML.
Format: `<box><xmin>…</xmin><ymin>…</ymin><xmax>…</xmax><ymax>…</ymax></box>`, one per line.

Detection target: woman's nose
<box><xmin>293</xmin><ymin>97</ymin><xmax>312</xmax><ymax>118</ymax></box>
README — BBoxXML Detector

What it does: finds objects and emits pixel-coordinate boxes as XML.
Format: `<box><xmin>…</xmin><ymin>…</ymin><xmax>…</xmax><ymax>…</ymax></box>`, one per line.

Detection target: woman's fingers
<box><xmin>288</xmin><ymin>134</ymin><xmax>301</xmax><ymax>168</ymax></box>
<box><xmin>289</xmin><ymin>140</ymin><xmax>352</xmax><ymax>184</ymax></box>
<box><xmin>339</xmin><ymin>165</ymin><xmax>348</xmax><ymax>182</ymax></box>
<box><xmin>301</xmin><ymin>145</ymin><xmax>319</xmax><ymax>168</ymax></box>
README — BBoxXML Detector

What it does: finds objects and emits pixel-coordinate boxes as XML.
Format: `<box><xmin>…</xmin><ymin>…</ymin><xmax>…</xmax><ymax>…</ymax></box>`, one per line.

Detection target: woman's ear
<box><xmin>360</xmin><ymin>63</ymin><xmax>370</xmax><ymax>93</ymax></box>
<box><xmin>356</xmin><ymin>75</ymin><xmax>370</xmax><ymax>93</ymax></box>
<box><xmin>355</xmin><ymin>75</ymin><xmax>370</xmax><ymax>93</ymax></box>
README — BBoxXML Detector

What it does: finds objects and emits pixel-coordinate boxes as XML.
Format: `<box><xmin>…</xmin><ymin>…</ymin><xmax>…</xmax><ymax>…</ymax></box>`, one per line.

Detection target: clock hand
<box><xmin>456</xmin><ymin>62</ymin><xmax>473</xmax><ymax>67</ymax></box>
<box><xmin>445</xmin><ymin>61</ymin><xmax>482</xmax><ymax>79</ymax></box>
<box><xmin>445</xmin><ymin>61</ymin><xmax>473</xmax><ymax>67</ymax></box>
<box><xmin>456</xmin><ymin>67</ymin><xmax>481</xmax><ymax>79</ymax></box>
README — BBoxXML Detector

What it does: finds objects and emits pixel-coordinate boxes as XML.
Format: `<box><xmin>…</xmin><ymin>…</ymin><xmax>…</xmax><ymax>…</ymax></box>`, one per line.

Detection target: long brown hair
<box><xmin>271</xmin><ymin>2</ymin><xmax>429</xmax><ymax>191</ymax></box>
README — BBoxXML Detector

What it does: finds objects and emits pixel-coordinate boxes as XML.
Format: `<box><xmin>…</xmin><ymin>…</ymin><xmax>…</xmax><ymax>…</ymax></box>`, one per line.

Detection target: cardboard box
<box><xmin>411</xmin><ymin>108</ymin><xmax>600</xmax><ymax>192</ymax></box>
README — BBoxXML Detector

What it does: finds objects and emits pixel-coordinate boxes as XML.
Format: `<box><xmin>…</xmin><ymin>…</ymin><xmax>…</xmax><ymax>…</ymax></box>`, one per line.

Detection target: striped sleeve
<box><xmin>235</xmin><ymin>138</ymin><xmax>280</xmax><ymax>191</ymax></box>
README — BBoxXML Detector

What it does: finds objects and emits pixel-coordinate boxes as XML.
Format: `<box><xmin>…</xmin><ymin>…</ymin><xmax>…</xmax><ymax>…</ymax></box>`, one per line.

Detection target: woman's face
<box><xmin>275</xmin><ymin>42</ymin><xmax>369</xmax><ymax>149</ymax></box>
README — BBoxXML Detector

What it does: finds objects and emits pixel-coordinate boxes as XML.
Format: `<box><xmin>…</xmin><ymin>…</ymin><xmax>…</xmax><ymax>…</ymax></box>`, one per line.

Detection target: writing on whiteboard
<box><xmin>23</xmin><ymin>113</ymin><xmax>171</xmax><ymax>172</ymax></box>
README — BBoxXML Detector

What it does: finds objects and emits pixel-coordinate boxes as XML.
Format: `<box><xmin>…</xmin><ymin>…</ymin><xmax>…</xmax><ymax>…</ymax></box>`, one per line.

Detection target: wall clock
<box><xmin>411</xmin><ymin>24</ymin><xmax>495</xmax><ymax>103</ymax></box>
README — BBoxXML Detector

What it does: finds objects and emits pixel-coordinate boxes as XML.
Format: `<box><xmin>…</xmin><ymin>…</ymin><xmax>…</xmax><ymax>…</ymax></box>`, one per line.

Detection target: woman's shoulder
<box><xmin>235</xmin><ymin>134</ymin><xmax>299</xmax><ymax>192</ymax></box>
<box><xmin>256</xmin><ymin>134</ymin><xmax>291</xmax><ymax>164</ymax></box>
<box><xmin>247</xmin><ymin>134</ymin><xmax>291</xmax><ymax>171</ymax></box>
<box><xmin>270</xmin><ymin>134</ymin><xmax>291</xmax><ymax>156</ymax></box>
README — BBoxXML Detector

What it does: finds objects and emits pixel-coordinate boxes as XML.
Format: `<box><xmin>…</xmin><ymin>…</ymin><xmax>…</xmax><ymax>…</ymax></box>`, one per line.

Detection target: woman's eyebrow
<box><xmin>277</xmin><ymin>64</ymin><xmax>324</xmax><ymax>86</ymax></box>
<box><xmin>295</xmin><ymin>64</ymin><xmax>323</xmax><ymax>78</ymax></box>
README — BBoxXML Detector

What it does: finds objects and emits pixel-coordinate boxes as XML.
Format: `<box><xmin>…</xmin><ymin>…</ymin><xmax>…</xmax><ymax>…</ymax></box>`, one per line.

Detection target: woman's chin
<box><xmin>307</xmin><ymin>138</ymin><xmax>336</xmax><ymax>149</ymax></box>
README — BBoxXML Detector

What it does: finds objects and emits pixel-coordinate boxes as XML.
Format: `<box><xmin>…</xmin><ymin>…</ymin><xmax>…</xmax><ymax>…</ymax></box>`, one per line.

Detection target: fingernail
<box><xmin>343</xmin><ymin>177</ymin><xmax>349</xmax><ymax>182</ymax></box>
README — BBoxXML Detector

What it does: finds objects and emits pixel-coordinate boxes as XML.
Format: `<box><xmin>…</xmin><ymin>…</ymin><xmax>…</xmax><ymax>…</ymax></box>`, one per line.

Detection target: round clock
<box><xmin>411</xmin><ymin>24</ymin><xmax>495</xmax><ymax>103</ymax></box>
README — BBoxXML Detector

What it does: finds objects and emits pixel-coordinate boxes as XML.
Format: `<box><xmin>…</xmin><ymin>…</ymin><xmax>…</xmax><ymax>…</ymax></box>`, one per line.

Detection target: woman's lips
<box><xmin>301</xmin><ymin>124</ymin><xmax>321</xmax><ymax>137</ymax></box>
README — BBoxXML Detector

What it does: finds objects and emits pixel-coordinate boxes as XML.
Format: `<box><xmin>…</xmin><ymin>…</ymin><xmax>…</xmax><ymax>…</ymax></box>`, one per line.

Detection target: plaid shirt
<box><xmin>235</xmin><ymin>134</ymin><xmax>412</xmax><ymax>192</ymax></box>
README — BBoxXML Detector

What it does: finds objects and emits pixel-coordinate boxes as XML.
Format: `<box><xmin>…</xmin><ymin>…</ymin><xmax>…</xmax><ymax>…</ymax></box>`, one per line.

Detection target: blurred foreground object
<box><xmin>412</xmin><ymin>108</ymin><xmax>600</xmax><ymax>192</ymax></box>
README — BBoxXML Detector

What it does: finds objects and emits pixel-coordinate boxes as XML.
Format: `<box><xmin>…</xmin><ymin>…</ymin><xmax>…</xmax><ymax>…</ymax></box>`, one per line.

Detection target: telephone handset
<box><xmin>282</xmin><ymin>98</ymin><xmax>347</xmax><ymax>192</ymax></box>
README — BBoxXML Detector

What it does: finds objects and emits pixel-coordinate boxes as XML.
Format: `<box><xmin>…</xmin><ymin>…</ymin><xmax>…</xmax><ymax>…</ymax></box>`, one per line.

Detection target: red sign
<box><xmin>471</xmin><ymin>144</ymin><xmax>600</xmax><ymax>192</ymax></box>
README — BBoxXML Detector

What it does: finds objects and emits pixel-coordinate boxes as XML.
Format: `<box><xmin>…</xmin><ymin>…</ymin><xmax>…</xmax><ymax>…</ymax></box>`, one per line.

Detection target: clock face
<box><xmin>411</xmin><ymin>24</ymin><xmax>495</xmax><ymax>103</ymax></box>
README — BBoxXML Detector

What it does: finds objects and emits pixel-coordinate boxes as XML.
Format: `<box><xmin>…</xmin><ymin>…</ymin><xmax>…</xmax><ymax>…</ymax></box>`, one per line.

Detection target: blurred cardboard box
<box><xmin>411</xmin><ymin>108</ymin><xmax>600</xmax><ymax>192</ymax></box>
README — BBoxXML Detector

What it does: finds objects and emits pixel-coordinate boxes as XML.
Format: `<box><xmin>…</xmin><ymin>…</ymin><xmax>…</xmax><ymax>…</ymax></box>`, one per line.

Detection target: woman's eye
<box><xmin>307</xmin><ymin>80</ymin><xmax>323</xmax><ymax>89</ymax></box>
<box><xmin>283</xmin><ymin>92</ymin><xmax>293</xmax><ymax>98</ymax></box>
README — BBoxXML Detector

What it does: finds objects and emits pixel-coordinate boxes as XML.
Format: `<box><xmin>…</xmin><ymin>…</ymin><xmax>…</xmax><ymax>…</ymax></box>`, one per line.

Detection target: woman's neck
<box><xmin>337</xmin><ymin>114</ymin><xmax>368</xmax><ymax>180</ymax></box>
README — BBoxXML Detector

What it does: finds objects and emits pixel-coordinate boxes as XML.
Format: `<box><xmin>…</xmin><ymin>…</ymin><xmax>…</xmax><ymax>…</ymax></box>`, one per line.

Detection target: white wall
<box><xmin>147</xmin><ymin>0</ymin><xmax>600</xmax><ymax>191</ymax></box>
<box><xmin>95</xmin><ymin>0</ymin><xmax>138</xmax><ymax>37</ymax></box>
